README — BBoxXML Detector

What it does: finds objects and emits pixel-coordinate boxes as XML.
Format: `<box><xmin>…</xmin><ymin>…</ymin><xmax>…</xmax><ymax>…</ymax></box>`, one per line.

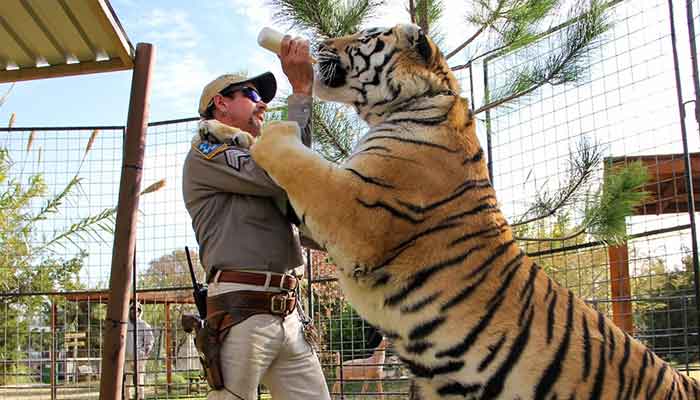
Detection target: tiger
<box><xmin>246</xmin><ymin>24</ymin><xmax>700</xmax><ymax>399</ymax></box>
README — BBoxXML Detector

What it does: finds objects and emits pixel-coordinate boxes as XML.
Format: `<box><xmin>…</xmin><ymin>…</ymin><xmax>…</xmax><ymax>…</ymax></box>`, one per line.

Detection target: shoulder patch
<box><xmin>193</xmin><ymin>141</ymin><xmax>229</xmax><ymax>160</ymax></box>
<box><xmin>224</xmin><ymin>148</ymin><xmax>250</xmax><ymax>171</ymax></box>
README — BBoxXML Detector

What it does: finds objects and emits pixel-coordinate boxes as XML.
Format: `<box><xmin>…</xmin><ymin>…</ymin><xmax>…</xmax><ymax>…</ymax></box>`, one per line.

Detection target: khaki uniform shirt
<box><xmin>182</xmin><ymin>94</ymin><xmax>312</xmax><ymax>279</ymax></box>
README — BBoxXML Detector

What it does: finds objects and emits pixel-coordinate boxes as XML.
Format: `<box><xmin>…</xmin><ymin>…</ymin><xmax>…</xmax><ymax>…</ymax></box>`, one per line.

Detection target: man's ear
<box><xmin>212</xmin><ymin>94</ymin><xmax>227</xmax><ymax>114</ymax></box>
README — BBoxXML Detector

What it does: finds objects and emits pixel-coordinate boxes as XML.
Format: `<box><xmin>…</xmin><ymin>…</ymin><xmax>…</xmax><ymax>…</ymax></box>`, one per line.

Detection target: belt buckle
<box><xmin>270</xmin><ymin>294</ymin><xmax>288</xmax><ymax>314</ymax></box>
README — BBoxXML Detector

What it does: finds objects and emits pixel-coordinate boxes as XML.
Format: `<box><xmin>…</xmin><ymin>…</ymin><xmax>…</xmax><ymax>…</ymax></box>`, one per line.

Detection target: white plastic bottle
<box><xmin>257</xmin><ymin>27</ymin><xmax>316</xmax><ymax>63</ymax></box>
<box><xmin>257</xmin><ymin>27</ymin><xmax>285</xmax><ymax>55</ymax></box>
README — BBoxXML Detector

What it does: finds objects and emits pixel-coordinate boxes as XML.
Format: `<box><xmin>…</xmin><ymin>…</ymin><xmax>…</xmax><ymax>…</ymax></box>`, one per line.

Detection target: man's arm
<box><xmin>279</xmin><ymin>36</ymin><xmax>324</xmax><ymax>249</ymax></box>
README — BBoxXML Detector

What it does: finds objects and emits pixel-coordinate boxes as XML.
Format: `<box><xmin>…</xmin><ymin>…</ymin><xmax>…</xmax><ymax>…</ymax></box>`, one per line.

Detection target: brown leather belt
<box><xmin>211</xmin><ymin>270</ymin><xmax>298</xmax><ymax>291</ymax></box>
<box><xmin>206</xmin><ymin>290</ymin><xmax>297</xmax><ymax>334</ymax></box>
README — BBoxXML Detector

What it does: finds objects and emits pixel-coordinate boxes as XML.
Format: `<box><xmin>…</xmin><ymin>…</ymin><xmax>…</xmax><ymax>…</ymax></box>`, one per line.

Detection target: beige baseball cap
<box><xmin>198</xmin><ymin>71</ymin><xmax>277</xmax><ymax>117</ymax></box>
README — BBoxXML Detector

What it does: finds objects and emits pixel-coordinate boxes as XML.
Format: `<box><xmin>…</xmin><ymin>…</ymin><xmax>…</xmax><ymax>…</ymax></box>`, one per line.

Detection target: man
<box><xmin>124</xmin><ymin>301</ymin><xmax>154</xmax><ymax>400</ymax></box>
<box><xmin>182</xmin><ymin>36</ymin><xmax>331</xmax><ymax>400</ymax></box>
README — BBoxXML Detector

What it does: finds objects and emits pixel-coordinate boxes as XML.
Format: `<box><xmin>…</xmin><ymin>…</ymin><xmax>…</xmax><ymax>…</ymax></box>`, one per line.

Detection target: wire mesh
<box><xmin>480</xmin><ymin>0</ymin><xmax>700</xmax><ymax>371</ymax></box>
<box><xmin>0</xmin><ymin>0</ymin><xmax>699</xmax><ymax>398</ymax></box>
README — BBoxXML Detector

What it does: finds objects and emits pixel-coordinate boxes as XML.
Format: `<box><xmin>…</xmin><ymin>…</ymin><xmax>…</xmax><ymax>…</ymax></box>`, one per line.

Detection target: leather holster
<box><xmin>193</xmin><ymin>311</ymin><xmax>226</xmax><ymax>389</ymax></box>
<box><xmin>190</xmin><ymin>290</ymin><xmax>297</xmax><ymax>390</ymax></box>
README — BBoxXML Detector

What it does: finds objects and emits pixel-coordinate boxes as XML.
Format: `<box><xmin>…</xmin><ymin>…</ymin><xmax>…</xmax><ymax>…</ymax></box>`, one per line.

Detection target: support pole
<box><xmin>51</xmin><ymin>300</ymin><xmax>56</xmax><ymax>400</ymax></box>
<box><xmin>99</xmin><ymin>42</ymin><xmax>154</xmax><ymax>400</ymax></box>
<box><xmin>608</xmin><ymin>244</ymin><xmax>634</xmax><ymax>333</ymax></box>
<box><xmin>165</xmin><ymin>302</ymin><xmax>172</xmax><ymax>394</ymax></box>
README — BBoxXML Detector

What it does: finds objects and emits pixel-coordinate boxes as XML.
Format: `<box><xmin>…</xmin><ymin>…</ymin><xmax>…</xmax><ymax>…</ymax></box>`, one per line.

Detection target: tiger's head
<box><xmin>314</xmin><ymin>24</ymin><xmax>462</xmax><ymax>124</ymax></box>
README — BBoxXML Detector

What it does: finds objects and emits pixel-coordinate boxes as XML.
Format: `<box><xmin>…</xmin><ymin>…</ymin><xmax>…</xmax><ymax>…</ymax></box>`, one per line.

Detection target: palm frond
<box><xmin>32</xmin><ymin>175</ymin><xmax>82</xmax><ymax>223</ymax></box>
<box><xmin>36</xmin><ymin>207</ymin><xmax>117</xmax><ymax>253</ymax></box>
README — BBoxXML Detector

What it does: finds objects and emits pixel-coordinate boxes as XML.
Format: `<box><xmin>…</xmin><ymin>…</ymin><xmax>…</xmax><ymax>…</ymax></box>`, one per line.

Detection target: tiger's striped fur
<box><xmin>250</xmin><ymin>24</ymin><xmax>699</xmax><ymax>399</ymax></box>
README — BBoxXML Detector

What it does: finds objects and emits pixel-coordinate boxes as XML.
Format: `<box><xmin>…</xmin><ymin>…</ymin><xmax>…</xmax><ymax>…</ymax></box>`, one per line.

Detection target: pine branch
<box><xmin>584</xmin><ymin>161</ymin><xmax>649</xmax><ymax>245</ymax></box>
<box><xmin>515</xmin><ymin>225</ymin><xmax>586</xmax><ymax>242</ymax></box>
<box><xmin>451</xmin><ymin>43</ymin><xmax>510</xmax><ymax>71</ymax></box>
<box><xmin>315</xmin><ymin>116</ymin><xmax>351</xmax><ymax>161</ymax></box>
<box><xmin>446</xmin><ymin>0</ymin><xmax>508</xmax><ymax>60</ymax></box>
<box><xmin>475</xmin><ymin>0</ymin><xmax>610</xmax><ymax>114</ymax></box>
<box><xmin>268</xmin><ymin>0</ymin><xmax>385</xmax><ymax>39</ymax></box>
<box><xmin>311</xmin><ymin>102</ymin><xmax>360</xmax><ymax>162</ymax></box>
<box><xmin>411</xmin><ymin>0</ymin><xmax>442</xmax><ymax>35</ymax></box>
<box><xmin>515</xmin><ymin>161</ymin><xmax>648</xmax><ymax>245</ymax></box>
<box><xmin>513</xmin><ymin>137</ymin><xmax>601</xmax><ymax>227</ymax></box>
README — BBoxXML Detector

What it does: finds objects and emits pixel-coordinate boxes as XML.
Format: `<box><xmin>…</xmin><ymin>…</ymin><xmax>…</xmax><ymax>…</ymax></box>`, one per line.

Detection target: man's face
<box><xmin>213</xmin><ymin>84</ymin><xmax>268</xmax><ymax>137</ymax></box>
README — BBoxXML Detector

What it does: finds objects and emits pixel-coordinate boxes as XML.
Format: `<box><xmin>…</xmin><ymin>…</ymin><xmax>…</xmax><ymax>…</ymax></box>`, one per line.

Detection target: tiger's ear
<box><xmin>415</xmin><ymin>29</ymin><xmax>433</xmax><ymax>63</ymax></box>
<box><xmin>397</xmin><ymin>24</ymin><xmax>434</xmax><ymax>64</ymax></box>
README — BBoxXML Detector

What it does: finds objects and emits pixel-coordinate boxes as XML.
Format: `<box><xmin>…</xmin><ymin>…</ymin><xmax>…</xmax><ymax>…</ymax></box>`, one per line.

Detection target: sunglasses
<box><xmin>220</xmin><ymin>86</ymin><xmax>263</xmax><ymax>103</ymax></box>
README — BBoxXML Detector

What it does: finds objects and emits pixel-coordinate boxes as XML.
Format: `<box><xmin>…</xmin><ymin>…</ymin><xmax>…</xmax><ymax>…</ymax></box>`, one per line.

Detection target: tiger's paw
<box><xmin>253</xmin><ymin>121</ymin><xmax>302</xmax><ymax>165</ymax></box>
<box><xmin>199</xmin><ymin>119</ymin><xmax>255</xmax><ymax>148</ymax></box>
<box><xmin>261</xmin><ymin>120</ymin><xmax>302</xmax><ymax>141</ymax></box>
<box><xmin>230</xmin><ymin>131</ymin><xmax>255</xmax><ymax>148</ymax></box>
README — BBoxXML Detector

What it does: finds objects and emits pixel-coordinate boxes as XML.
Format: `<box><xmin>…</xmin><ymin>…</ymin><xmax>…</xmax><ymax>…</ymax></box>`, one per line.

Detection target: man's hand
<box><xmin>280</xmin><ymin>36</ymin><xmax>313</xmax><ymax>96</ymax></box>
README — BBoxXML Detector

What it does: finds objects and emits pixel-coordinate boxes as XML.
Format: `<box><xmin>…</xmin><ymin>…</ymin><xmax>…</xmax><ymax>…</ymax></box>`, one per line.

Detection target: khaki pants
<box><xmin>207</xmin><ymin>308</ymin><xmax>331</xmax><ymax>400</ymax></box>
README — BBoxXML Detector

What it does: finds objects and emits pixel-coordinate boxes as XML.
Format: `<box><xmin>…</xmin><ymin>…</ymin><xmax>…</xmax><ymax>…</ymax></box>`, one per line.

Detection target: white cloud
<box><xmin>139</xmin><ymin>9</ymin><xmax>202</xmax><ymax>49</ymax></box>
<box><xmin>217</xmin><ymin>0</ymin><xmax>276</xmax><ymax>36</ymax></box>
<box><xmin>151</xmin><ymin>53</ymin><xmax>214</xmax><ymax>117</ymax></box>
<box><xmin>129</xmin><ymin>8</ymin><xmax>212</xmax><ymax>118</ymax></box>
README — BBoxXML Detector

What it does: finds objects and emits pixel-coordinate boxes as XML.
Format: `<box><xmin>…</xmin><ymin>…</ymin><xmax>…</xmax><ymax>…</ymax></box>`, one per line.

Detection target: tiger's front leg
<box><xmin>250</xmin><ymin>121</ymin><xmax>381</xmax><ymax>276</ymax></box>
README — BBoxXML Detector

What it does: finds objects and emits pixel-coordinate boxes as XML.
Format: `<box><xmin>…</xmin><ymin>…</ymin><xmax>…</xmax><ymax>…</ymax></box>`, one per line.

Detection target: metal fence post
<box><xmin>667</xmin><ymin>0</ymin><xmax>700</xmax><ymax>362</ymax></box>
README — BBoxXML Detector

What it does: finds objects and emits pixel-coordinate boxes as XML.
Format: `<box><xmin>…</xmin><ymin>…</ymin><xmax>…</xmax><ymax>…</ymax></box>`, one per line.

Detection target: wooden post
<box><xmin>99</xmin><ymin>42</ymin><xmax>154</xmax><ymax>400</ymax></box>
<box><xmin>165</xmin><ymin>302</ymin><xmax>172</xmax><ymax>394</ymax></box>
<box><xmin>609</xmin><ymin>243</ymin><xmax>634</xmax><ymax>333</ymax></box>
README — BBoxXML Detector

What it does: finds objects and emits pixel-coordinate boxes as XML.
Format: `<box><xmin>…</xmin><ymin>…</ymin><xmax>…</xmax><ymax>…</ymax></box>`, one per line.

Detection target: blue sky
<box><xmin>0</xmin><ymin>0</ymin><xmax>471</xmax><ymax>127</ymax></box>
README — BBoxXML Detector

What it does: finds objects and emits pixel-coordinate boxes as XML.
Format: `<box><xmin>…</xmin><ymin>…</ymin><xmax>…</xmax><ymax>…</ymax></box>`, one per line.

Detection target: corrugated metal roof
<box><xmin>0</xmin><ymin>0</ymin><xmax>134</xmax><ymax>83</ymax></box>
